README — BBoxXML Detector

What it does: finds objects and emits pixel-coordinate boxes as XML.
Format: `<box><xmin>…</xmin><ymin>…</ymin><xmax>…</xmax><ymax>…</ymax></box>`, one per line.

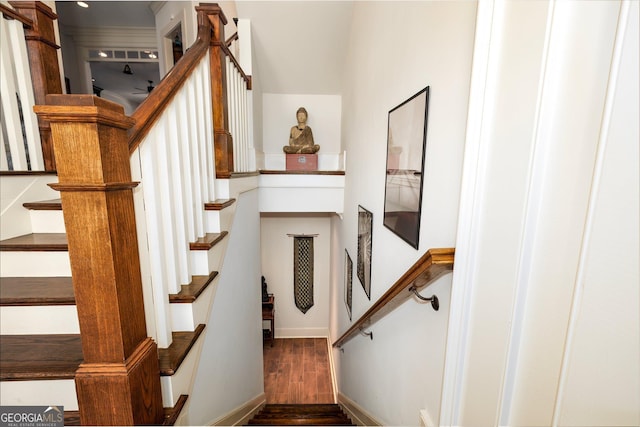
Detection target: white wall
<box><xmin>335</xmin><ymin>1</ymin><xmax>477</xmax><ymax>425</ymax></box>
<box><xmin>442</xmin><ymin>1</ymin><xmax>639</xmax><ymax>426</ymax></box>
<box><xmin>260</xmin><ymin>214</ymin><xmax>332</xmax><ymax>337</ymax></box>
<box><xmin>187</xmin><ymin>189</ymin><xmax>264</xmax><ymax>425</ymax></box>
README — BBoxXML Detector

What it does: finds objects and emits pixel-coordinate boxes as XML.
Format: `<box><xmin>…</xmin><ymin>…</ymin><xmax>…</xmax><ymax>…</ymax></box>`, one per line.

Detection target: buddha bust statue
<box><xmin>283</xmin><ymin>107</ymin><xmax>320</xmax><ymax>154</ymax></box>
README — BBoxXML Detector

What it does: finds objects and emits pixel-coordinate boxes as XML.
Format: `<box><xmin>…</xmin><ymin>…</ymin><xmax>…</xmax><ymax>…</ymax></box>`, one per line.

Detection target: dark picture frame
<box><xmin>344</xmin><ymin>249</ymin><xmax>353</xmax><ymax>320</ymax></box>
<box><xmin>383</xmin><ymin>86</ymin><xmax>430</xmax><ymax>249</ymax></box>
<box><xmin>357</xmin><ymin>205</ymin><xmax>373</xmax><ymax>299</ymax></box>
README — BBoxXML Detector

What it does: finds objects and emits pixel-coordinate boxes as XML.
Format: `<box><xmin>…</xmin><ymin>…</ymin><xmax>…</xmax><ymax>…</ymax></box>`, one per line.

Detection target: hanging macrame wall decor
<box><xmin>290</xmin><ymin>234</ymin><xmax>317</xmax><ymax>314</ymax></box>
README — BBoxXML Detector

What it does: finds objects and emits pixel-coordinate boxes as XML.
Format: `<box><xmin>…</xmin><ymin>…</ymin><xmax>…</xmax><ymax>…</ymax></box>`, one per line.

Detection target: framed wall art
<box><xmin>357</xmin><ymin>205</ymin><xmax>373</xmax><ymax>299</ymax></box>
<box><xmin>344</xmin><ymin>249</ymin><xmax>353</xmax><ymax>320</ymax></box>
<box><xmin>383</xmin><ymin>86</ymin><xmax>430</xmax><ymax>249</ymax></box>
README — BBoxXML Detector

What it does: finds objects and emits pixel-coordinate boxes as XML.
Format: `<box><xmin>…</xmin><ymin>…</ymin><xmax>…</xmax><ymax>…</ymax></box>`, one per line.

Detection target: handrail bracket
<box><xmin>409</xmin><ymin>285</ymin><xmax>439</xmax><ymax>311</ymax></box>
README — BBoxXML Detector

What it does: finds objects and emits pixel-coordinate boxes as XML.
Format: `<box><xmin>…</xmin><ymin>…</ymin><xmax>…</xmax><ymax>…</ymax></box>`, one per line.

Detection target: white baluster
<box><xmin>131</xmin><ymin>149</ymin><xmax>158</xmax><ymax>342</ymax></box>
<box><xmin>0</xmin><ymin>18</ymin><xmax>28</xmax><ymax>170</ymax></box>
<box><xmin>154</xmin><ymin>110</ymin><xmax>180</xmax><ymax>295</ymax></box>
<box><xmin>240</xmin><ymin>72</ymin><xmax>248</xmax><ymax>172</ymax></box>
<box><xmin>186</xmin><ymin>69</ymin><xmax>205</xmax><ymax>238</ymax></box>
<box><xmin>176</xmin><ymin>87</ymin><xmax>196</xmax><ymax>243</ymax></box>
<box><xmin>196</xmin><ymin>56</ymin><xmax>216</xmax><ymax>201</ymax></box>
<box><xmin>7</xmin><ymin>17</ymin><xmax>42</xmax><ymax>170</ymax></box>
<box><xmin>234</xmin><ymin>69</ymin><xmax>242</xmax><ymax>172</ymax></box>
<box><xmin>166</xmin><ymin>98</ymin><xmax>192</xmax><ymax>287</ymax></box>
<box><xmin>224</xmin><ymin>56</ymin><xmax>233</xmax><ymax>171</ymax></box>
<box><xmin>0</xmin><ymin>120</ymin><xmax>8</xmax><ymax>170</ymax></box>
<box><xmin>237</xmin><ymin>70</ymin><xmax>244</xmax><ymax>171</ymax></box>
<box><xmin>202</xmin><ymin>56</ymin><xmax>216</xmax><ymax>201</ymax></box>
<box><xmin>139</xmin><ymin>127</ymin><xmax>173</xmax><ymax>348</ymax></box>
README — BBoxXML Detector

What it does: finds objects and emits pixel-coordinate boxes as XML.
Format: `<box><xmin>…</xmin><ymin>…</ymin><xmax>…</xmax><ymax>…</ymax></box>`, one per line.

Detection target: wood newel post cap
<box><xmin>196</xmin><ymin>3</ymin><xmax>227</xmax><ymax>42</ymax></box>
<box><xmin>34</xmin><ymin>94</ymin><xmax>135</xmax><ymax>129</ymax></box>
<box><xmin>34</xmin><ymin>95</ymin><xmax>135</xmax><ymax>183</ymax></box>
<box><xmin>195</xmin><ymin>3</ymin><xmax>228</xmax><ymax>25</ymax></box>
<box><xmin>9</xmin><ymin>1</ymin><xmax>57</xmax><ymax>19</ymax></box>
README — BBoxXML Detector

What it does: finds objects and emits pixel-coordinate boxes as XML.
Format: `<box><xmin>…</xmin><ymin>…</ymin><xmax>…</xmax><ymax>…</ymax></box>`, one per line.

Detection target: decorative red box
<box><xmin>286</xmin><ymin>154</ymin><xmax>318</xmax><ymax>171</ymax></box>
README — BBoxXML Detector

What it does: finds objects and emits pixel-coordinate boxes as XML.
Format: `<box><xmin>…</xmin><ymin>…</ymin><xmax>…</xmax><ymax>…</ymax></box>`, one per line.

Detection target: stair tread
<box><xmin>189</xmin><ymin>232</ymin><xmax>228</xmax><ymax>250</ymax></box>
<box><xmin>262</xmin><ymin>403</ymin><xmax>342</xmax><ymax>412</ymax></box>
<box><xmin>0</xmin><ymin>233</ymin><xmax>68</xmax><ymax>251</ymax></box>
<box><xmin>63</xmin><ymin>411</ymin><xmax>80</xmax><ymax>426</ymax></box>
<box><xmin>256</xmin><ymin>410</ymin><xmax>347</xmax><ymax>417</ymax></box>
<box><xmin>159</xmin><ymin>324</ymin><xmax>206</xmax><ymax>376</ymax></box>
<box><xmin>249</xmin><ymin>419</ymin><xmax>354</xmax><ymax>426</ymax></box>
<box><xmin>0</xmin><ymin>334</ymin><xmax>82</xmax><ymax>380</ymax></box>
<box><xmin>254</xmin><ymin>411</ymin><xmax>348</xmax><ymax>417</ymax></box>
<box><xmin>249</xmin><ymin>405</ymin><xmax>355</xmax><ymax>426</ymax></box>
<box><xmin>204</xmin><ymin>198</ymin><xmax>236</xmax><ymax>211</ymax></box>
<box><xmin>0</xmin><ymin>277</ymin><xmax>75</xmax><ymax>306</ymax></box>
<box><xmin>163</xmin><ymin>394</ymin><xmax>188</xmax><ymax>426</ymax></box>
<box><xmin>1</xmin><ymin>325</ymin><xmax>206</xmax><ymax>380</ymax></box>
<box><xmin>169</xmin><ymin>272</ymin><xmax>218</xmax><ymax>303</ymax></box>
<box><xmin>22</xmin><ymin>199</ymin><xmax>62</xmax><ymax>210</ymax></box>
<box><xmin>250</xmin><ymin>416</ymin><xmax>353</xmax><ymax>421</ymax></box>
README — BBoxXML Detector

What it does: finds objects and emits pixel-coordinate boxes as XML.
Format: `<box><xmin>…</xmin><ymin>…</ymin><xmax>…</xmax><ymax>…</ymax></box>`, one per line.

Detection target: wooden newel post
<box><xmin>34</xmin><ymin>95</ymin><xmax>164</xmax><ymax>426</ymax></box>
<box><xmin>10</xmin><ymin>1</ymin><xmax>63</xmax><ymax>171</ymax></box>
<box><xmin>197</xmin><ymin>3</ymin><xmax>234</xmax><ymax>178</ymax></box>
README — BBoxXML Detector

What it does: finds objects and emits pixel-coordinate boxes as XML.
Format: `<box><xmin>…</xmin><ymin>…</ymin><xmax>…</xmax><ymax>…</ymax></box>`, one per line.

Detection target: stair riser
<box><xmin>29</xmin><ymin>211</ymin><xmax>65</xmax><ymax>233</ymax></box>
<box><xmin>0</xmin><ymin>175</ymin><xmax>60</xmax><ymax>241</ymax></box>
<box><xmin>0</xmin><ymin>379</ymin><xmax>78</xmax><ymax>410</ymax></box>
<box><xmin>190</xmin><ymin>239</ymin><xmax>228</xmax><ymax>276</ymax></box>
<box><xmin>0</xmin><ymin>306</ymin><xmax>79</xmax><ymax>335</ymax></box>
<box><xmin>170</xmin><ymin>282</ymin><xmax>217</xmax><ymax>332</ymax></box>
<box><xmin>160</xmin><ymin>335</ymin><xmax>204</xmax><ymax>408</ymax></box>
<box><xmin>205</xmin><ymin>208</ymin><xmax>235</xmax><ymax>234</ymax></box>
<box><xmin>0</xmin><ymin>252</ymin><xmax>71</xmax><ymax>277</ymax></box>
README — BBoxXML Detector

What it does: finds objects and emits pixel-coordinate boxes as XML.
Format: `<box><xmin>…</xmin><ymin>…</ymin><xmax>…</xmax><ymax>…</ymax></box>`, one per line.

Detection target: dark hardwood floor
<box><xmin>263</xmin><ymin>338</ymin><xmax>334</xmax><ymax>404</ymax></box>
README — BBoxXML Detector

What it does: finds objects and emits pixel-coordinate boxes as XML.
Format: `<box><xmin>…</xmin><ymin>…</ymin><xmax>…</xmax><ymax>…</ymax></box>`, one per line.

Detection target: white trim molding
<box><xmin>439</xmin><ymin>0</ymin><xmax>496</xmax><ymax>425</ymax></box>
<box><xmin>338</xmin><ymin>392</ymin><xmax>383</xmax><ymax>427</ymax></box>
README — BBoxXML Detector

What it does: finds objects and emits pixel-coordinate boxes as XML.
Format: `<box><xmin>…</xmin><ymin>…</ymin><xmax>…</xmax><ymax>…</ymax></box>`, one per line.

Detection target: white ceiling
<box><xmin>55</xmin><ymin>1</ymin><xmax>156</xmax><ymax>27</ymax></box>
<box><xmin>55</xmin><ymin>1</ymin><xmax>354</xmax><ymax>97</ymax></box>
<box><xmin>89</xmin><ymin>61</ymin><xmax>160</xmax><ymax>103</ymax></box>
<box><xmin>235</xmin><ymin>1</ymin><xmax>354</xmax><ymax>94</ymax></box>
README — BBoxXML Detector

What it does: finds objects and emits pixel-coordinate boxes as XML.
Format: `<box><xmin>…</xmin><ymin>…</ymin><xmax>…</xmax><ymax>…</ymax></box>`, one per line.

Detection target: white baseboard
<box><xmin>275</xmin><ymin>327</ymin><xmax>329</xmax><ymax>338</ymax></box>
<box><xmin>209</xmin><ymin>393</ymin><xmax>265</xmax><ymax>426</ymax></box>
<box><xmin>338</xmin><ymin>392</ymin><xmax>383</xmax><ymax>426</ymax></box>
<box><xmin>325</xmin><ymin>337</ymin><xmax>338</xmax><ymax>404</ymax></box>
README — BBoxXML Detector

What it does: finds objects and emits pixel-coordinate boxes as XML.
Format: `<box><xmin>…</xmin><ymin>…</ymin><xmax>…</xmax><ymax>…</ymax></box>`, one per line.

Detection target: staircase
<box><xmin>0</xmin><ymin>189</ymin><xmax>234</xmax><ymax>424</ymax></box>
<box><xmin>1</xmin><ymin>3</ymin><xmax>262</xmax><ymax>423</ymax></box>
<box><xmin>248</xmin><ymin>404</ymin><xmax>356</xmax><ymax>426</ymax></box>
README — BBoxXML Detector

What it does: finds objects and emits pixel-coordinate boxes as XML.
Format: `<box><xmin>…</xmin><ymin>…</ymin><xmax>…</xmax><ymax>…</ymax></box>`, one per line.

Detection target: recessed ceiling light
<box><xmin>77</xmin><ymin>2</ymin><xmax>89</xmax><ymax>8</ymax></box>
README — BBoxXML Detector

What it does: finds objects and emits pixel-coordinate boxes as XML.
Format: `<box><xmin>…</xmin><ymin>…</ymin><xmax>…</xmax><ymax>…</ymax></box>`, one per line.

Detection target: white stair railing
<box><xmin>0</xmin><ymin>7</ymin><xmax>43</xmax><ymax>171</ymax></box>
<box><xmin>131</xmin><ymin>54</ymin><xmax>215</xmax><ymax>348</ymax></box>
<box><xmin>225</xmin><ymin>55</ymin><xmax>253</xmax><ymax>173</ymax></box>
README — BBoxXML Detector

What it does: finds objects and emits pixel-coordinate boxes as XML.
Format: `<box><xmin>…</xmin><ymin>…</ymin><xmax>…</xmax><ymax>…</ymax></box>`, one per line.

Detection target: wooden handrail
<box><xmin>128</xmin><ymin>3</ymin><xmax>251</xmax><ymax>154</ymax></box>
<box><xmin>0</xmin><ymin>3</ymin><xmax>33</xmax><ymax>28</ymax></box>
<box><xmin>128</xmin><ymin>8</ymin><xmax>212</xmax><ymax>153</ymax></box>
<box><xmin>225</xmin><ymin>31</ymin><xmax>238</xmax><ymax>47</ymax></box>
<box><xmin>332</xmin><ymin>248</ymin><xmax>455</xmax><ymax>348</ymax></box>
<box><xmin>218</xmin><ymin>40</ymin><xmax>252</xmax><ymax>89</ymax></box>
